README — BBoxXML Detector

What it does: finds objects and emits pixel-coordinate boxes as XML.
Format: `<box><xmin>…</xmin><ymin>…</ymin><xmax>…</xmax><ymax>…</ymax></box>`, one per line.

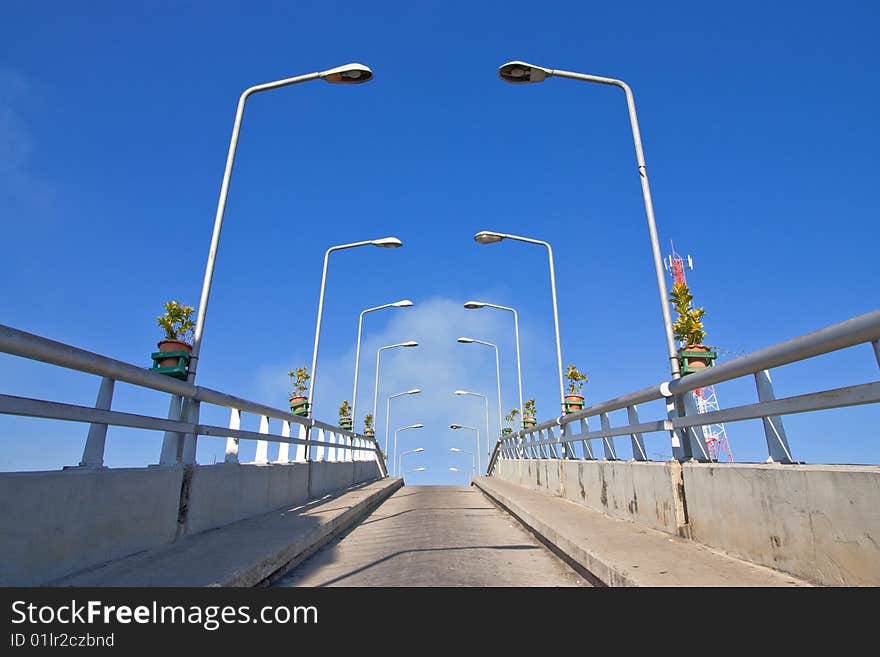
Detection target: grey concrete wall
<box><xmin>0</xmin><ymin>467</ymin><xmax>183</xmax><ymax>586</ymax></box>
<box><xmin>496</xmin><ymin>458</ymin><xmax>686</xmax><ymax>535</ymax></box>
<box><xmin>492</xmin><ymin>458</ymin><xmax>880</xmax><ymax>585</ymax></box>
<box><xmin>1</xmin><ymin>459</ymin><xmax>385</xmax><ymax>586</ymax></box>
<box><xmin>682</xmin><ymin>463</ymin><xmax>880</xmax><ymax>586</ymax></box>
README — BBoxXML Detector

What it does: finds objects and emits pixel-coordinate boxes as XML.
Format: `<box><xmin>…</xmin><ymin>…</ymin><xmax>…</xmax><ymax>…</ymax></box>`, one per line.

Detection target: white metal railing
<box><xmin>0</xmin><ymin>324</ymin><xmax>387</xmax><ymax>476</ymax></box>
<box><xmin>487</xmin><ymin>310</ymin><xmax>880</xmax><ymax>474</ymax></box>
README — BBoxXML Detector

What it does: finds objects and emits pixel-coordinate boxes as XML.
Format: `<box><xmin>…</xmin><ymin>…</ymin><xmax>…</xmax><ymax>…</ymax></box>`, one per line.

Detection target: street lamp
<box><xmin>398</xmin><ymin>447</ymin><xmax>425</xmax><ymax>477</ymax></box>
<box><xmin>450</xmin><ymin>424</ymin><xmax>481</xmax><ymax>474</ymax></box>
<box><xmin>384</xmin><ymin>388</ymin><xmax>421</xmax><ymax>459</ymax></box>
<box><xmin>308</xmin><ymin>238</ymin><xmax>404</xmax><ymax>418</ymax></box>
<box><xmin>463</xmin><ymin>301</ymin><xmax>523</xmax><ymax>426</ymax></box>
<box><xmin>406</xmin><ymin>466</ymin><xmax>426</xmax><ymax>476</ymax></box>
<box><xmin>373</xmin><ymin>341</ymin><xmax>419</xmax><ymax>439</ymax></box>
<box><xmin>189</xmin><ymin>63</ymin><xmax>374</xmax><ymax>387</ymax></box>
<box><xmin>457</xmin><ymin>337</ymin><xmax>503</xmax><ymax>452</ymax></box>
<box><xmin>453</xmin><ymin>390</ymin><xmax>489</xmax><ymax>469</ymax></box>
<box><xmin>472</xmin><ymin>232</ymin><xmax>567</xmax><ymax>414</ymax></box>
<box><xmin>394</xmin><ymin>424</ymin><xmax>424</xmax><ymax>476</ymax></box>
<box><xmin>497</xmin><ymin>60</ymin><xmax>680</xmax><ymax>379</ymax></box>
<box><xmin>450</xmin><ymin>447</ymin><xmax>475</xmax><ymax>477</ymax></box>
<box><xmin>448</xmin><ymin>467</ymin><xmax>468</xmax><ymax>484</ymax></box>
<box><xmin>352</xmin><ymin>300</ymin><xmax>414</xmax><ymax>430</ymax></box>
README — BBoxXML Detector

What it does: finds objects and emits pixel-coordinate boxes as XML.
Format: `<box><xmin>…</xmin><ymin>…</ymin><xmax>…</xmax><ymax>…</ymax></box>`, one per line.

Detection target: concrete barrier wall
<box><xmin>1</xmin><ymin>458</ymin><xmax>385</xmax><ymax>586</ymax></box>
<box><xmin>0</xmin><ymin>467</ymin><xmax>183</xmax><ymax>586</ymax></box>
<box><xmin>682</xmin><ymin>463</ymin><xmax>880</xmax><ymax>586</ymax></box>
<box><xmin>496</xmin><ymin>459</ymin><xmax>686</xmax><ymax>534</ymax></box>
<box><xmin>493</xmin><ymin>458</ymin><xmax>880</xmax><ymax>585</ymax></box>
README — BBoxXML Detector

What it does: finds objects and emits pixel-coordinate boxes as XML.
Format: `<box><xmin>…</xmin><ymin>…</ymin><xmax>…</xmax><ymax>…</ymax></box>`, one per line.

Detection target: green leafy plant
<box><xmin>363</xmin><ymin>413</ymin><xmax>374</xmax><ymax>430</ymax></box>
<box><xmin>565</xmin><ymin>364</ymin><xmax>588</xmax><ymax>396</ymax></box>
<box><xmin>524</xmin><ymin>398</ymin><xmax>537</xmax><ymax>418</ymax></box>
<box><xmin>338</xmin><ymin>399</ymin><xmax>352</xmax><ymax>420</ymax></box>
<box><xmin>157</xmin><ymin>301</ymin><xmax>195</xmax><ymax>343</ymax></box>
<box><xmin>669</xmin><ymin>282</ymin><xmax>706</xmax><ymax>347</ymax></box>
<box><xmin>504</xmin><ymin>407</ymin><xmax>519</xmax><ymax>429</ymax></box>
<box><xmin>287</xmin><ymin>367</ymin><xmax>309</xmax><ymax>398</ymax></box>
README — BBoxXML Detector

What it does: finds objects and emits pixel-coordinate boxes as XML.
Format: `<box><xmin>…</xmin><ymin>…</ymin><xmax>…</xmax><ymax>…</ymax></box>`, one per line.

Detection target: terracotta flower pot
<box><xmin>683</xmin><ymin>344</ymin><xmax>711</xmax><ymax>370</ymax></box>
<box><xmin>364</xmin><ymin>427</ymin><xmax>375</xmax><ymax>438</ymax></box>
<box><xmin>501</xmin><ymin>428</ymin><xmax>513</xmax><ymax>436</ymax></box>
<box><xmin>523</xmin><ymin>416</ymin><xmax>537</xmax><ymax>428</ymax></box>
<box><xmin>564</xmin><ymin>394</ymin><xmax>585</xmax><ymax>413</ymax></box>
<box><xmin>339</xmin><ymin>416</ymin><xmax>353</xmax><ymax>431</ymax></box>
<box><xmin>289</xmin><ymin>395</ymin><xmax>308</xmax><ymax>416</ymax></box>
<box><xmin>157</xmin><ymin>339</ymin><xmax>192</xmax><ymax>369</ymax></box>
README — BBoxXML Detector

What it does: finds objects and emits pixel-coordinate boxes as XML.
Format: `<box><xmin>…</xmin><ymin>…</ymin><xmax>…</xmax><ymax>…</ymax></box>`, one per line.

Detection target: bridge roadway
<box><xmin>274</xmin><ymin>485</ymin><xmax>587</xmax><ymax>587</ymax></box>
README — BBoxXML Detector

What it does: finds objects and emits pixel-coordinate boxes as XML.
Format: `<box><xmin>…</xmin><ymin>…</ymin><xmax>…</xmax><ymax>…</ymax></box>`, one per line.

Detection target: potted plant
<box><xmin>502</xmin><ymin>407</ymin><xmax>519</xmax><ymax>436</ymax></box>
<box><xmin>523</xmin><ymin>398</ymin><xmax>537</xmax><ymax>428</ymax></box>
<box><xmin>288</xmin><ymin>367</ymin><xmax>310</xmax><ymax>417</ymax></box>
<box><xmin>669</xmin><ymin>281</ymin><xmax>716</xmax><ymax>374</ymax></box>
<box><xmin>564</xmin><ymin>364</ymin><xmax>588</xmax><ymax>413</ymax></box>
<box><xmin>151</xmin><ymin>301</ymin><xmax>195</xmax><ymax>379</ymax></box>
<box><xmin>338</xmin><ymin>399</ymin><xmax>352</xmax><ymax>431</ymax></box>
<box><xmin>363</xmin><ymin>413</ymin><xmax>375</xmax><ymax>438</ymax></box>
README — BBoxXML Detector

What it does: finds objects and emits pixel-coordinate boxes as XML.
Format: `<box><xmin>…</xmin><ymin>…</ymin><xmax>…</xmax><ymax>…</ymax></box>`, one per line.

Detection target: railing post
<box><xmin>254</xmin><ymin>415</ymin><xmax>270</xmax><ymax>463</ymax></box>
<box><xmin>225</xmin><ymin>408</ymin><xmax>240</xmax><ymax>464</ymax></box>
<box><xmin>79</xmin><ymin>376</ymin><xmax>114</xmax><ymax>468</ymax></box>
<box><xmin>668</xmin><ymin>392</ymin><xmax>709</xmax><ymax>461</ymax></box>
<box><xmin>159</xmin><ymin>394</ymin><xmax>185</xmax><ymax>465</ymax></box>
<box><xmin>627</xmin><ymin>405</ymin><xmax>648</xmax><ymax>461</ymax></box>
<box><xmin>181</xmin><ymin>399</ymin><xmax>200</xmax><ymax>465</ymax></box>
<box><xmin>315</xmin><ymin>427</ymin><xmax>326</xmax><ymax>461</ymax></box>
<box><xmin>294</xmin><ymin>423</ymin><xmax>308</xmax><ymax>462</ymax></box>
<box><xmin>872</xmin><ymin>340</ymin><xmax>880</xmax><ymax>369</ymax></box>
<box><xmin>579</xmin><ymin>418</ymin><xmax>595</xmax><ymax>460</ymax></box>
<box><xmin>754</xmin><ymin>369</ymin><xmax>794</xmax><ymax>464</ymax></box>
<box><xmin>276</xmin><ymin>420</ymin><xmax>291</xmax><ymax>463</ymax></box>
<box><xmin>598</xmin><ymin>412</ymin><xmax>618</xmax><ymax>460</ymax></box>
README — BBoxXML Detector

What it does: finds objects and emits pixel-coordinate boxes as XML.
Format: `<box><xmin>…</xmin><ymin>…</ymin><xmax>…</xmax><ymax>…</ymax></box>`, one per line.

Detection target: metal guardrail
<box><xmin>487</xmin><ymin>310</ymin><xmax>880</xmax><ymax>474</ymax></box>
<box><xmin>0</xmin><ymin>324</ymin><xmax>387</xmax><ymax>476</ymax></box>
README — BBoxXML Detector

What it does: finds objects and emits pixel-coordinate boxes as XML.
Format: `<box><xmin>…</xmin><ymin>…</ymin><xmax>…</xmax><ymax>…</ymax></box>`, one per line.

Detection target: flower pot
<box><xmin>501</xmin><ymin>428</ymin><xmax>513</xmax><ymax>436</ymax></box>
<box><xmin>677</xmin><ymin>345</ymin><xmax>717</xmax><ymax>375</ymax></box>
<box><xmin>289</xmin><ymin>395</ymin><xmax>309</xmax><ymax>417</ymax></box>
<box><xmin>339</xmin><ymin>416</ymin><xmax>352</xmax><ymax>431</ymax></box>
<box><xmin>364</xmin><ymin>427</ymin><xmax>375</xmax><ymax>438</ymax></box>
<box><xmin>564</xmin><ymin>394</ymin><xmax>584</xmax><ymax>413</ymax></box>
<box><xmin>157</xmin><ymin>339</ymin><xmax>192</xmax><ymax>369</ymax></box>
<box><xmin>523</xmin><ymin>416</ymin><xmax>537</xmax><ymax>429</ymax></box>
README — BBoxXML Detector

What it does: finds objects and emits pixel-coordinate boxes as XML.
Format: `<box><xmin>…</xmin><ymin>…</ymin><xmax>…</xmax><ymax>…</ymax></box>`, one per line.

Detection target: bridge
<box><xmin>1</xmin><ymin>310</ymin><xmax>878</xmax><ymax>587</ymax></box>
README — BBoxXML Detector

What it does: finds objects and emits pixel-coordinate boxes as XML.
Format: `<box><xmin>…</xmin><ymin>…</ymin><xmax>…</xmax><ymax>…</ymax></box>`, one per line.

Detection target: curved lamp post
<box><xmin>453</xmin><ymin>390</ymin><xmax>489</xmax><ymax>470</ymax></box>
<box><xmin>464</xmin><ymin>301</ymin><xmax>523</xmax><ymax>426</ymax></box>
<box><xmin>450</xmin><ymin>424</ymin><xmax>481</xmax><ymax>474</ymax></box>
<box><xmin>398</xmin><ymin>447</ymin><xmax>425</xmax><ymax>478</ymax></box>
<box><xmin>190</xmin><ymin>63</ymin><xmax>374</xmax><ymax>387</ymax></box>
<box><xmin>373</xmin><ymin>342</ymin><xmax>419</xmax><ymax>441</ymax></box>
<box><xmin>496</xmin><ymin>60</ymin><xmax>680</xmax><ymax>379</ymax></box>
<box><xmin>393</xmin><ymin>424</ymin><xmax>424</xmax><ymax>476</ymax></box>
<box><xmin>457</xmin><ymin>337</ymin><xmax>503</xmax><ymax>455</ymax></box>
<box><xmin>450</xmin><ymin>447</ymin><xmax>475</xmax><ymax>477</ymax></box>
<box><xmin>352</xmin><ymin>300</ymin><xmax>413</xmax><ymax>430</ymax></box>
<box><xmin>308</xmin><ymin>238</ymin><xmax>403</xmax><ymax>418</ymax></box>
<box><xmin>385</xmin><ymin>388</ymin><xmax>421</xmax><ymax>459</ymax></box>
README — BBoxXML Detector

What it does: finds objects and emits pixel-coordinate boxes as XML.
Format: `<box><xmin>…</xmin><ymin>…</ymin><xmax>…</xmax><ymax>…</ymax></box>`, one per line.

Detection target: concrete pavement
<box><xmin>275</xmin><ymin>485</ymin><xmax>587</xmax><ymax>587</ymax></box>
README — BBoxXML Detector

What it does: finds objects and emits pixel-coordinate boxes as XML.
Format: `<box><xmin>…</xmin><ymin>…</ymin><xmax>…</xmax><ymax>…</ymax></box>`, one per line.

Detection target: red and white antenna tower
<box><xmin>663</xmin><ymin>242</ymin><xmax>734</xmax><ymax>462</ymax></box>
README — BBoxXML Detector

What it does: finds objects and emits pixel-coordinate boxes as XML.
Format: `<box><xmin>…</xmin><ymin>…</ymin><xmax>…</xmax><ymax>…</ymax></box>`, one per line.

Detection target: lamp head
<box><xmin>498</xmin><ymin>60</ymin><xmax>551</xmax><ymax>84</ymax></box>
<box><xmin>401</xmin><ymin>341</ymin><xmax>419</xmax><ymax>348</ymax></box>
<box><xmin>449</xmin><ymin>467</ymin><xmax>459</xmax><ymax>472</ymax></box>
<box><xmin>320</xmin><ymin>63</ymin><xmax>374</xmax><ymax>84</ymax></box>
<box><xmin>414</xmin><ymin>447</ymin><xmax>425</xmax><ymax>453</ymax></box>
<box><xmin>456</xmin><ymin>337</ymin><xmax>475</xmax><ymax>344</ymax></box>
<box><xmin>450</xmin><ymin>424</ymin><xmax>462</xmax><ymax>430</ymax></box>
<box><xmin>450</xmin><ymin>448</ymin><xmax>461</xmax><ymax>452</ymax></box>
<box><xmin>406</xmin><ymin>388</ymin><xmax>421</xmax><ymax>395</ymax></box>
<box><xmin>454</xmin><ymin>390</ymin><xmax>469</xmax><ymax>396</ymax></box>
<box><xmin>414</xmin><ymin>467</ymin><xmax>425</xmax><ymax>472</ymax></box>
<box><xmin>371</xmin><ymin>236</ymin><xmax>403</xmax><ymax>248</ymax></box>
<box><xmin>392</xmin><ymin>300</ymin><xmax>414</xmax><ymax>307</ymax></box>
<box><xmin>410</xmin><ymin>423</ymin><xmax>424</xmax><ymax>429</ymax></box>
<box><xmin>474</xmin><ymin>231</ymin><xmax>505</xmax><ymax>245</ymax></box>
<box><xmin>463</xmin><ymin>300</ymin><xmax>487</xmax><ymax>309</ymax></box>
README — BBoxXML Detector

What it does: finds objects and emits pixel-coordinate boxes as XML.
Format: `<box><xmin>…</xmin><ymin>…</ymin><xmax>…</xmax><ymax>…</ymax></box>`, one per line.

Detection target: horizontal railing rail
<box><xmin>487</xmin><ymin>310</ymin><xmax>880</xmax><ymax>474</ymax></box>
<box><xmin>0</xmin><ymin>324</ymin><xmax>387</xmax><ymax>476</ymax></box>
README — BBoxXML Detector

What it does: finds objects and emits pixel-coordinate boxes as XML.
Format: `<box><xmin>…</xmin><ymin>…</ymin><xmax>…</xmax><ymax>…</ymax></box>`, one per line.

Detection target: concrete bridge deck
<box><xmin>275</xmin><ymin>485</ymin><xmax>587</xmax><ymax>587</ymax></box>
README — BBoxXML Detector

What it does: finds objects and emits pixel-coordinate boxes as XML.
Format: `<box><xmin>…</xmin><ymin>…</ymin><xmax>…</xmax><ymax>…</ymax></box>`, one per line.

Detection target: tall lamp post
<box><xmin>472</xmin><ymin>233</ymin><xmax>567</xmax><ymax>414</ymax></box>
<box><xmin>394</xmin><ymin>424</ymin><xmax>424</xmax><ymax>476</ymax></box>
<box><xmin>453</xmin><ymin>390</ymin><xmax>489</xmax><ymax>469</ymax></box>
<box><xmin>398</xmin><ymin>447</ymin><xmax>425</xmax><ymax>478</ymax></box>
<box><xmin>373</xmin><ymin>341</ymin><xmax>419</xmax><ymax>442</ymax></box>
<box><xmin>463</xmin><ymin>301</ymin><xmax>524</xmax><ymax>426</ymax></box>
<box><xmin>450</xmin><ymin>424</ymin><xmax>481</xmax><ymax>474</ymax></box>
<box><xmin>457</xmin><ymin>337</ymin><xmax>503</xmax><ymax>455</ymax></box>
<box><xmin>352</xmin><ymin>300</ymin><xmax>413</xmax><ymax>430</ymax></box>
<box><xmin>189</xmin><ymin>63</ymin><xmax>375</xmax><ymax>390</ymax></box>
<box><xmin>308</xmin><ymin>238</ymin><xmax>404</xmax><ymax>418</ymax></box>
<box><xmin>496</xmin><ymin>60</ymin><xmax>681</xmax><ymax>379</ymax></box>
<box><xmin>450</xmin><ymin>447</ymin><xmax>475</xmax><ymax>477</ymax></box>
<box><xmin>384</xmin><ymin>388</ymin><xmax>421</xmax><ymax>458</ymax></box>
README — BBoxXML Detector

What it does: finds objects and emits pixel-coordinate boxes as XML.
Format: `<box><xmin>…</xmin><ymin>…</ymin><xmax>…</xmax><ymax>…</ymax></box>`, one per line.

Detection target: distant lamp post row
<box><xmin>450</xmin><ymin>447</ymin><xmax>475</xmax><ymax>477</ymax></box>
<box><xmin>398</xmin><ymin>447</ymin><xmax>424</xmax><ymax>478</ymax></box>
<box><xmin>394</xmin><ymin>423</ymin><xmax>423</xmax><ymax>476</ymax></box>
<box><xmin>450</xmin><ymin>423</ymin><xmax>481</xmax><ymax>473</ymax></box>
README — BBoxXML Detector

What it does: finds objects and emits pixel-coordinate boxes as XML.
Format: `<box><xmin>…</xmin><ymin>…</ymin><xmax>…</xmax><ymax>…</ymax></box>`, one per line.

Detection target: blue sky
<box><xmin>1</xmin><ymin>1</ymin><xmax>878</xmax><ymax>480</ymax></box>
